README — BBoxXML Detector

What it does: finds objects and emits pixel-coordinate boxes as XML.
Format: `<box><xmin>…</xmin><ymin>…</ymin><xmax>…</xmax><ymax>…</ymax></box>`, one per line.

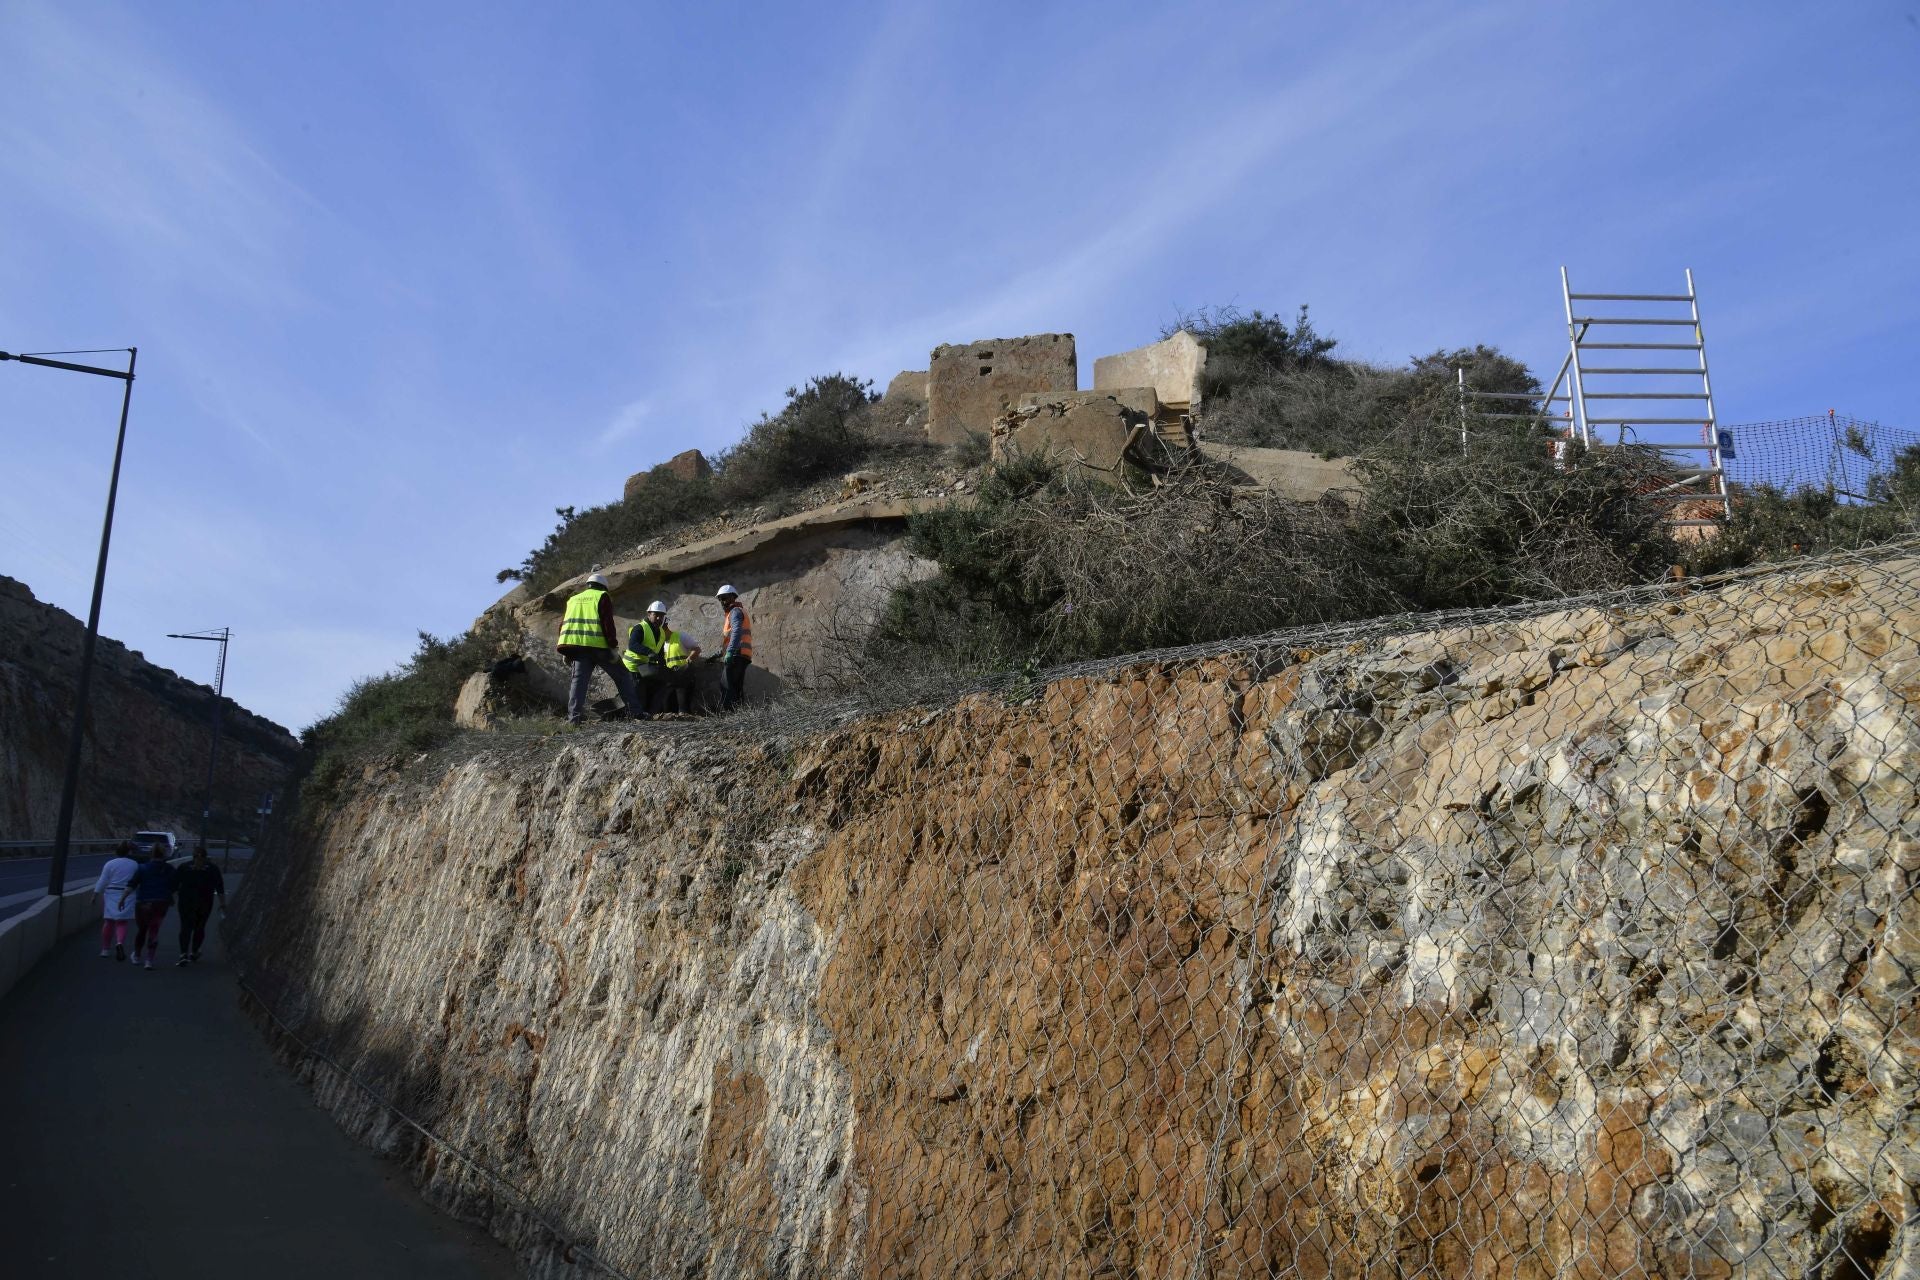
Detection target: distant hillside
<box><xmin>0</xmin><ymin>574</ymin><xmax>301</xmax><ymax>842</ymax></box>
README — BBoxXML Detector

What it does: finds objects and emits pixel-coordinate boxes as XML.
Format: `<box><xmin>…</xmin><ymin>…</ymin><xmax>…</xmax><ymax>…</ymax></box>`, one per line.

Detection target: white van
<box><xmin>131</xmin><ymin>830</ymin><xmax>178</xmax><ymax>859</ymax></box>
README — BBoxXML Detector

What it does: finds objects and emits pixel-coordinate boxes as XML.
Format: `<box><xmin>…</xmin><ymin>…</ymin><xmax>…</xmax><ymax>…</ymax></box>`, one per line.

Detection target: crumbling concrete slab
<box><xmin>1197</xmin><ymin>441</ymin><xmax>1360</xmax><ymax>503</ymax></box>
<box><xmin>927</xmin><ymin>334</ymin><xmax>1076</xmax><ymax>445</ymax></box>
<box><xmin>1093</xmin><ymin>330</ymin><xmax>1206</xmax><ymax>409</ymax></box>
<box><xmin>992</xmin><ymin>392</ymin><xmax>1157</xmax><ymax>481</ymax></box>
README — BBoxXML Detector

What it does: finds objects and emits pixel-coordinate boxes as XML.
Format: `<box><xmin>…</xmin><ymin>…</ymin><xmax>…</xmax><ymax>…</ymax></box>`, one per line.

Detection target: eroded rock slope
<box><xmin>0</xmin><ymin>575</ymin><xmax>299</xmax><ymax>840</ymax></box>
<box><xmin>238</xmin><ymin>546</ymin><xmax>1920</xmax><ymax>1279</ymax></box>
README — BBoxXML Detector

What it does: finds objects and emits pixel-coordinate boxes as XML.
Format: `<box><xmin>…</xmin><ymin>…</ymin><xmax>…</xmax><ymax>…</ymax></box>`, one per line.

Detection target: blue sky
<box><xmin>2</xmin><ymin>0</ymin><xmax>1916</xmax><ymax>732</ymax></box>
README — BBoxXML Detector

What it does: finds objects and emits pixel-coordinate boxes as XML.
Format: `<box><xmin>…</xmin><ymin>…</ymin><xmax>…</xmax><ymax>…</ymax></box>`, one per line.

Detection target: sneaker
<box><xmin>100</xmin><ymin>948</ymin><xmax>111</xmax><ymax>958</ymax></box>
<box><xmin>144</xmin><ymin>959</ymin><xmax>154</xmax><ymax>970</ymax></box>
<box><xmin>115</xmin><ymin>944</ymin><xmax>126</xmax><ymax>962</ymax></box>
<box><xmin>176</xmin><ymin>956</ymin><xmax>191</xmax><ymax>967</ymax></box>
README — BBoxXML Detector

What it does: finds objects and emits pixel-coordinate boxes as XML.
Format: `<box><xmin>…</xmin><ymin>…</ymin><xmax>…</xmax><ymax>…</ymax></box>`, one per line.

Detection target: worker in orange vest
<box><xmin>714</xmin><ymin>584</ymin><xmax>752</xmax><ymax>711</ymax></box>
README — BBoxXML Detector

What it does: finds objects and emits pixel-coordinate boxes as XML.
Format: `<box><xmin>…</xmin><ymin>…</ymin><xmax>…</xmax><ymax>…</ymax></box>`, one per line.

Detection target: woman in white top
<box><xmin>91</xmin><ymin>841</ymin><xmax>140</xmax><ymax>962</ymax></box>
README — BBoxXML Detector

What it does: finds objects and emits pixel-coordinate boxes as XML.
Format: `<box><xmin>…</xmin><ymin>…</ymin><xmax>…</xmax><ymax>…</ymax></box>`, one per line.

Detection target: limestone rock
<box><xmin>239</xmin><ymin>547</ymin><xmax>1920</xmax><ymax>1278</ymax></box>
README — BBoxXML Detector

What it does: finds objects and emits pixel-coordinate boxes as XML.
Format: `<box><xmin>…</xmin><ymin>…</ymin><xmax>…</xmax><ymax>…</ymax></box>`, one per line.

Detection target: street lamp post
<box><xmin>167</xmin><ymin>628</ymin><xmax>231</xmax><ymax>851</ymax></box>
<box><xmin>0</xmin><ymin>347</ymin><xmax>138</xmax><ymax>897</ymax></box>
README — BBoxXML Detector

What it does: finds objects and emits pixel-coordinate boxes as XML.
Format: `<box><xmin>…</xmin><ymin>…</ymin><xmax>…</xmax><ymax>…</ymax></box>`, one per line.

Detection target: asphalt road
<box><xmin>0</xmin><ymin>904</ymin><xmax>517</xmax><ymax>1278</ymax></box>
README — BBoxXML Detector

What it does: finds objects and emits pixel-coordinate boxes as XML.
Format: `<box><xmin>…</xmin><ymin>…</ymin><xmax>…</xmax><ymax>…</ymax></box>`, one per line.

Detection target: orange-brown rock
<box><xmin>238</xmin><ymin>547</ymin><xmax>1920</xmax><ymax>1277</ymax></box>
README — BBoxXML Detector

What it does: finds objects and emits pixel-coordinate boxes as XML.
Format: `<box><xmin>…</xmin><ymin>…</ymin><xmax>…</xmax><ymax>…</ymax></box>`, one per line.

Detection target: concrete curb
<box><xmin>0</xmin><ymin>880</ymin><xmax>148</xmax><ymax>1003</ymax></box>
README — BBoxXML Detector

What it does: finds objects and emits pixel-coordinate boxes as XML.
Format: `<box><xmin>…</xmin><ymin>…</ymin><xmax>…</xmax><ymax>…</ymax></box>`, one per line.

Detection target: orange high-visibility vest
<box><xmin>722</xmin><ymin>603</ymin><xmax>752</xmax><ymax>659</ymax></box>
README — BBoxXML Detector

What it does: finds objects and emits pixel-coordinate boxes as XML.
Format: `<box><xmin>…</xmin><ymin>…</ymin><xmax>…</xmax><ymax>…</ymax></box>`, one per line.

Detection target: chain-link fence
<box><xmin>232</xmin><ymin>538</ymin><xmax>1920</xmax><ymax>1279</ymax></box>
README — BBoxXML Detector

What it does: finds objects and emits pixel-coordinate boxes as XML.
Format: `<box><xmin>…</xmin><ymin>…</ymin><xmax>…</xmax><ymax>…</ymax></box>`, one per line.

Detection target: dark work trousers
<box><xmin>567</xmin><ymin>651</ymin><xmax>643</xmax><ymax>722</ymax></box>
<box><xmin>720</xmin><ymin>654</ymin><xmax>752</xmax><ymax>711</ymax></box>
<box><xmin>660</xmin><ymin>667</ymin><xmax>695</xmax><ymax>714</ymax></box>
<box><xmin>631</xmin><ymin>666</ymin><xmax>666</xmax><ymax>714</ymax></box>
<box><xmin>178</xmin><ymin>901</ymin><xmax>213</xmax><ymax>956</ymax></box>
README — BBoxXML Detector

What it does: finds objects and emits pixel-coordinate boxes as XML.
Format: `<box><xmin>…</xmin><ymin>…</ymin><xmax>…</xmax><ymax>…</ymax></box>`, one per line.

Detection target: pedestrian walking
<box><xmin>90</xmin><ymin>841</ymin><xmax>140</xmax><ymax>962</ymax></box>
<box><xmin>173</xmin><ymin>845</ymin><xmax>227</xmax><ymax>965</ymax></box>
<box><xmin>557</xmin><ymin>573</ymin><xmax>646</xmax><ymax>724</ymax></box>
<box><xmin>714</xmin><ymin>584</ymin><xmax>752</xmax><ymax>711</ymax></box>
<box><xmin>127</xmin><ymin>849</ymin><xmax>178</xmax><ymax>971</ymax></box>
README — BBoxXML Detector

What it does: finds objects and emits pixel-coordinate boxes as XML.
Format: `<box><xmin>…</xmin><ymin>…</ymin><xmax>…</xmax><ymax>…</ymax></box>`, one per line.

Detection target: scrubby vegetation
<box><xmin>1176</xmin><ymin>305</ymin><xmax>1541</xmax><ymax>456</ymax></box>
<box><xmin>872</xmin><ymin>417</ymin><xmax>1678</xmax><ymax>674</ymax></box>
<box><xmin>500</xmin><ymin>375</ymin><xmax>904</xmax><ymax>595</ymax></box>
<box><xmin>1690</xmin><ymin>443</ymin><xmax>1920</xmax><ymax>573</ymax></box>
<box><xmin>299</xmin><ymin>302</ymin><xmax>1918</xmax><ymax>809</ymax></box>
<box><xmin>301</xmin><ymin>619</ymin><xmax>513</xmax><ymax>804</ymax></box>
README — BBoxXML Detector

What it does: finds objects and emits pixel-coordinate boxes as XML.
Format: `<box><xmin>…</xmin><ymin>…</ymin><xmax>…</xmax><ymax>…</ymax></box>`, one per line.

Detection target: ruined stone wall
<box><xmin>237</xmin><ymin>545</ymin><xmax>1920</xmax><ymax>1278</ymax></box>
<box><xmin>926</xmin><ymin>334</ymin><xmax>1077</xmax><ymax>445</ymax></box>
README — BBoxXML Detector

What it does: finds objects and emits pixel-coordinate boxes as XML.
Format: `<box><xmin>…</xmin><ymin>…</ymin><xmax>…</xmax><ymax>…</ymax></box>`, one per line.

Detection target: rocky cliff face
<box><xmin>0</xmin><ymin>575</ymin><xmax>300</xmax><ymax>841</ymax></box>
<box><xmin>237</xmin><ymin>546</ymin><xmax>1920</xmax><ymax>1279</ymax></box>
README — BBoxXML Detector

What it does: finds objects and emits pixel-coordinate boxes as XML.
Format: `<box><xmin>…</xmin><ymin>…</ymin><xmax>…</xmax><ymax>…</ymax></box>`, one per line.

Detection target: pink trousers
<box><xmin>100</xmin><ymin>919</ymin><xmax>129</xmax><ymax>948</ymax></box>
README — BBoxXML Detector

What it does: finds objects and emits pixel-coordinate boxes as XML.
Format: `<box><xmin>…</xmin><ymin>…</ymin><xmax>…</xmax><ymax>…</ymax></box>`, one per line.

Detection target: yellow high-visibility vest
<box><xmin>622</xmin><ymin>620</ymin><xmax>672</xmax><ymax>673</ymax></box>
<box><xmin>664</xmin><ymin>636</ymin><xmax>693</xmax><ymax>669</ymax></box>
<box><xmin>558</xmin><ymin>587</ymin><xmax>610</xmax><ymax>649</ymax></box>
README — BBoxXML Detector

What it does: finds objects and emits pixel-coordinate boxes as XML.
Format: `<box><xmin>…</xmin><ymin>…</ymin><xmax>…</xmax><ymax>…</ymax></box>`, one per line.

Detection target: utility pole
<box><xmin>0</xmin><ymin>347</ymin><xmax>138</xmax><ymax>897</ymax></box>
<box><xmin>167</xmin><ymin>627</ymin><xmax>231</xmax><ymax>851</ymax></box>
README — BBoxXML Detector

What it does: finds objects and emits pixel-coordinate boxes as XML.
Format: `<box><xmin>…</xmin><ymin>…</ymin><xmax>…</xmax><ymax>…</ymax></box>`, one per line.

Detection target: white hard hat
<box><xmin>586</xmin><ymin>573</ymin><xmax>608</xmax><ymax>588</ymax></box>
<box><xmin>715</xmin><ymin>583</ymin><xmax>739</xmax><ymax>598</ymax></box>
<box><xmin>646</xmin><ymin>600</ymin><xmax>667</xmax><ymax>613</ymax></box>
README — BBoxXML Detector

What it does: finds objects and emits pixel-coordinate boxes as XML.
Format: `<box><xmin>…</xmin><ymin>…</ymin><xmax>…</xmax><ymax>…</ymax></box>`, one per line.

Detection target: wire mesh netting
<box><xmin>1720</xmin><ymin>414</ymin><xmax>1917</xmax><ymax>499</ymax></box>
<box><xmin>232</xmin><ymin>539</ymin><xmax>1920</xmax><ymax>1279</ymax></box>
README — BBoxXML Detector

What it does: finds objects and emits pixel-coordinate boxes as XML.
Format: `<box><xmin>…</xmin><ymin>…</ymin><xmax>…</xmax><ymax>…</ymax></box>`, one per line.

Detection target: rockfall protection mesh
<box><xmin>1721</xmin><ymin>414</ymin><xmax>1918</xmax><ymax>501</ymax></box>
<box><xmin>233</xmin><ymin>539</ymin><xmax>1919</xmax><ymax>1280</ymax></box>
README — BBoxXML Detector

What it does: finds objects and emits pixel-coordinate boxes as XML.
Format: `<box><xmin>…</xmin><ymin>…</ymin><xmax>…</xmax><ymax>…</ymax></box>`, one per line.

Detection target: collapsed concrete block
<box><xmin>927</xmin><ymin>334</ymin><xmax>1076</xmax><ymax>446</ymax></box>
<box><xmin>991</xmin><ymin>392</ymin><xmax>1158</xmax><ymax>481</ymax></box>
<box><xmin>1093</xmin><ymin>330</ymin><xmax>1207</xmax><ymax>409</ymax></box>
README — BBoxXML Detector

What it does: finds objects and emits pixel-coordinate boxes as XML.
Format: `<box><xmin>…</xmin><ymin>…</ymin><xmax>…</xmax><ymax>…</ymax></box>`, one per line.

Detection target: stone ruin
<box><xmin>924</xmin><ymin>334</ymin><xmax>1077</xmax><ymax>446</ymax></box>
<box><xmin>911</xmin><ymin>330</ymin><xmax>1209</xmax><ymax>480</ymax></box>
<box><xmin>623</xmin><ymin>447</ymin><xmax>713</xmax><ymax>503</ymax></box>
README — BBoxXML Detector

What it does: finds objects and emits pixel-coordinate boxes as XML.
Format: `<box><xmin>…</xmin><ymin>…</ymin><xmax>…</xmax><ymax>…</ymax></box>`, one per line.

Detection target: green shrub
<box><xmin>1201</xmin><ymin>361</ymin><xmax>1424</xmax><ymax>455</ymax></box>
<box><xmin>714</xmin><ymin>374</ymin><xmax>877</xmax><ymax>504</ymax></box>
<box><xmin>1350</xmin><ymin>425</ymin><xmax>1678</xmax><ymax>609</ymax></box>
<box><xmin>507</xmin><ymin>472</ymin><xmax>722</xmax><ymax>595</ymax></box>
<box><xmin>300</xmin><ymin>619</ymin><xmax>514</xmax><ymax>806</ymax></box>
<box><xmin>1685</xmin><ymin>446</ymin><xmax>1920</xmax><ymax>574</ymax></box>
<box><xmin>501</xmin><ymin>374</ymin><xmax>883</xmax><ymax>596</ymax></box>
<box><xmin>1171</xmin><ymin>305</ymin><xmax>1339</xmax><ymax>403</ymax></box>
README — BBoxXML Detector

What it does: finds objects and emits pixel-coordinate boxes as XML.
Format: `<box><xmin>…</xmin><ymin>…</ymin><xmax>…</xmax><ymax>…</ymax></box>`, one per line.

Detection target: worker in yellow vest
<box><xmin>622</xmin><ymin>600</ymin><xmax>701</xmax><ymax>714</ymax></box>
<box><xmin>556</xmin><ymin>573</ymin><xmax>645</xmax><ymax>724</ymax></box>
<box><xmin>715</xmin><ymin>583</ymin><xmax>752</xmax><ymax>711</ymax></box>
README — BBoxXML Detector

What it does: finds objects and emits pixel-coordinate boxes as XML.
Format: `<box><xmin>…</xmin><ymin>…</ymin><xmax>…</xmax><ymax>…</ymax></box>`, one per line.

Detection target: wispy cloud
<box><xmin>599</xmin><ymin>397</ymin><xmax>655</xmax><ymax>447</ymax></box>
<box><xmin>0</xmin><ymin>1</ymin><xmax>315</xmax><ymax>309</ymax></box>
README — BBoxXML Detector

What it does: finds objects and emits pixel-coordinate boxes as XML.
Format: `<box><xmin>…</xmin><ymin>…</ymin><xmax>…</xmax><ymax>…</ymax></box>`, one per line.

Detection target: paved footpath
<box><xmin>0</xmin><ymin>908</ymin><xmax>517</xmax><ymax>1278</ymax></box>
